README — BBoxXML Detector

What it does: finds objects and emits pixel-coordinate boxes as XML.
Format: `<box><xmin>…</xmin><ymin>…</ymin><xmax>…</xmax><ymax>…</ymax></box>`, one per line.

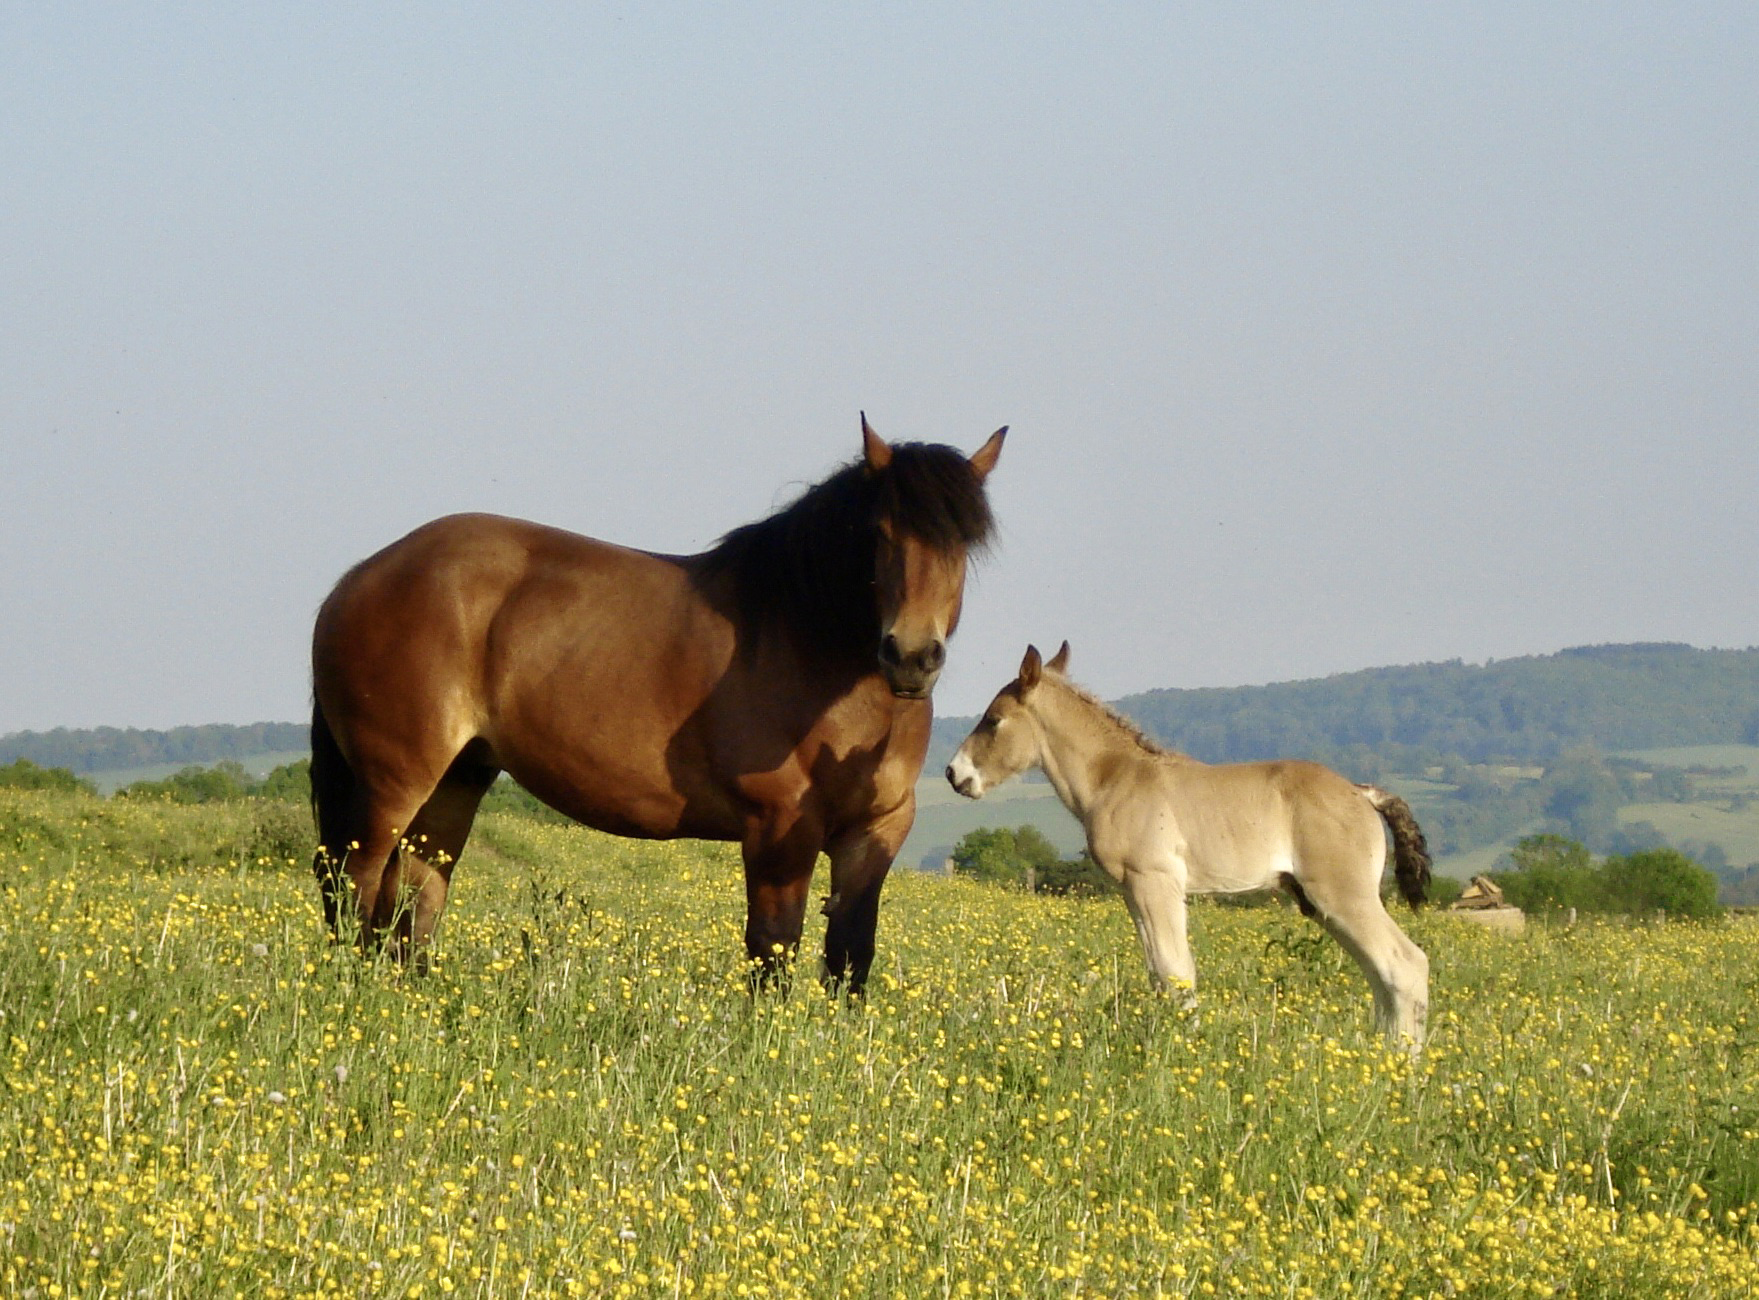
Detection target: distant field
<box><xmin>902</xmin><ymin>777</ymin><xmax>1082</xmax><ymax>868</ymax></box>
<box><xmin>1611</xmin><ymin>745</ymin><xmax>1759</xmax><ymax>870</ymax></box>
<box><xmin>86</xmin><ymin>749</ymin><xmax>309</xmax><ymax>795</ymax></box>
<box><xmin>1620</xmin><ymin>802</ymin><xmax>1759</xmax><ymax>867</ymax></box>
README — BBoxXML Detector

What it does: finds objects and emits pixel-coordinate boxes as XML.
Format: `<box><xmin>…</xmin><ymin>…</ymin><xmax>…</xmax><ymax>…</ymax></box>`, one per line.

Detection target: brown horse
<box><xmin>309</xmin><ymin>416</ymin><xmax>1005</xmax><ymax>989</ymax></box>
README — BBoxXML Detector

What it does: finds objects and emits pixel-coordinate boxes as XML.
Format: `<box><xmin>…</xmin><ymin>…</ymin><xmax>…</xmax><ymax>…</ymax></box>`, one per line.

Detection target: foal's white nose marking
<box><xmin>946</xmin><ymin>750</ymin><xmax>985</xmax><ymax>799</ymax></box>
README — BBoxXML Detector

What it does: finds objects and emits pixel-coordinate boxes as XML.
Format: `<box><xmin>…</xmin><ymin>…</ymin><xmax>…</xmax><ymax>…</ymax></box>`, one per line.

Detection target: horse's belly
<box><xmin>499</xmin><ymin>749</ymin><xmax>744</xmax><ymax>843</ymax></box>
<box><xmin>1186</xmin><ymin>851</ymin><xmax>1291</xmax><ymax>895</ymax></box>
<box><xmin>1176</xmin><ymin>827</ymin><xmax>1294</xmax><ymax>895</ymax></box>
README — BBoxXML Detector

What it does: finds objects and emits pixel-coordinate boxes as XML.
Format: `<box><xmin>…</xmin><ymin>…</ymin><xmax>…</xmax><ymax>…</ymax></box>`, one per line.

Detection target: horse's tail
<box><xmin>1360</xmin><ymin>785</ymin><xmax>1432</xmax><ymax>910</ymax></box>
<box><xmin>309</xmin><ymin>698</ymin><xmax>355</xmax><ymax>934</ymax></box>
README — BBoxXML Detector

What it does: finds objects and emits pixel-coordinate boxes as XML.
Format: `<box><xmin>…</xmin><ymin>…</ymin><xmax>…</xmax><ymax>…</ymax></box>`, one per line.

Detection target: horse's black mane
<box><xmin>700</xmin><ymin>442</ymin><xmax>994</xmax><ymax>656</ymax></box>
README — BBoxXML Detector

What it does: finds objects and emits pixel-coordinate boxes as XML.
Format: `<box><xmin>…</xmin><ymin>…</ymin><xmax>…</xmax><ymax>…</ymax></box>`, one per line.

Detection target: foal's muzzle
<box><xmin>945</xmin><ymin>755</ymin><xmax>984</xmax><ymax>799</ymax></box>
<box><xmin>879</xmin><ymin>634</ymin><xmax>946</xmax><ymax>699</ymax></box>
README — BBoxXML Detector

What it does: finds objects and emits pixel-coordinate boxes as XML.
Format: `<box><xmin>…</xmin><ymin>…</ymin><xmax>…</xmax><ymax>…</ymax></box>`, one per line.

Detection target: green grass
<box><xmin>3</xmin><ymin>788</ymin><xmax>1758</xmax><ymax>1297</ymax></box>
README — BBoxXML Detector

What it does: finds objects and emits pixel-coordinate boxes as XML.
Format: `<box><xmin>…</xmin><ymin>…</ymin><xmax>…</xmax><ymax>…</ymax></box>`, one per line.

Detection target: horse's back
<box><xmin>313</xmin><ymin>514</ymin><xmax>720</xmax><ymax>785</ymax></box>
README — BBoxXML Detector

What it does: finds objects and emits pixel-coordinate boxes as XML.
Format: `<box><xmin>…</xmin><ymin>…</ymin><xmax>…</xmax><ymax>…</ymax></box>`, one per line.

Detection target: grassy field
<box><xmin>3</xmin><ymin>788</ymin><xmax>1758</xmax><ymax>1297</ymax></box>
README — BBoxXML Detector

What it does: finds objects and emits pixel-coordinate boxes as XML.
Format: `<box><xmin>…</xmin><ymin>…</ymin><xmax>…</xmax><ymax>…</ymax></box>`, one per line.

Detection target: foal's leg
<box><xmin>1120</xmin><ymin>864</ymin><xmax>1198</xmax><ymax>1008</ymax></box>
<box><xmin>822</xmin><ymin>796</ymin><xmax>915</xmax><ymax>995</ymax></box>
<box><xmin>1304</xmin><ymin>880</ymin><xmax>1429</xmax><ymax>1044</ymax></box>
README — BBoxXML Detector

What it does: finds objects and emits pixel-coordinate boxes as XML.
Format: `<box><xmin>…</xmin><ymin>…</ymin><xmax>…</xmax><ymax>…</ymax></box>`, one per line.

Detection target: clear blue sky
<box><xmin>2</xmin><ymin>4</ymin><xmax>1755</xmax><ymax>734</ymax></box>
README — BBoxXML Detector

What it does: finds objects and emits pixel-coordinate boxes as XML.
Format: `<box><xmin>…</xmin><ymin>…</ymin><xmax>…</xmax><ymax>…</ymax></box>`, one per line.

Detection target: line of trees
<box><xmin>113</xmin><ymin>760</ymin><xmax>312</xmax><ymax>804</ymax></box>
<box><xmin>1120</xmin><ymin>643</ymin><xmax>1759</xmax><ymax>769</ymax></box>
<box><xmin>0</xmin><ymin>722</ymin><xmax>310</xmax><ymax>774</ymax></box>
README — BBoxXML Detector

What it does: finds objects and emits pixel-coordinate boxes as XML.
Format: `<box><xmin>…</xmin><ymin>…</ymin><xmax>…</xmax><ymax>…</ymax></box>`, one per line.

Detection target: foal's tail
<box><xmin>309</xmin><ymin>699</ymin><xmax>356</xmax><ymax>934</ymax></box>
<box><xmin>1360</xmin><ymin>785</ymin><xmax>1432</xmax><ymax>909</ymax></box>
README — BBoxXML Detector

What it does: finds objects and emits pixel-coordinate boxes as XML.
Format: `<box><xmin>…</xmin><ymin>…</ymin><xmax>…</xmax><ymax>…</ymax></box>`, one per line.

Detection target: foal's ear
<box><xmin>967</xmin><ymin>426</ymin><xmax>1007</xmax><ymax>482</ymax></box>
<box><xmin>1047</xmin><ymin>641</ymin><xmax>1071</xmax><ymax>674</ymax></box>
<box><xmin>1018</xmin><ymin>644</ymin><xmax>1043</xmax><ymax>692</ymax></box>
<box><xmin>861</xmin><ymin>412</ymin><xmax>892</xmax><ymax>472</ymax></box>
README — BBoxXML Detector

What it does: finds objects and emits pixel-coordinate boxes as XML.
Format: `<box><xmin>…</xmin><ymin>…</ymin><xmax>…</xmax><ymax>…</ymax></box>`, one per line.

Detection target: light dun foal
<box><xmin>947</xmin><ymin>644</ymin><xmax>1432</xmax><ymax>1044</ymax></box>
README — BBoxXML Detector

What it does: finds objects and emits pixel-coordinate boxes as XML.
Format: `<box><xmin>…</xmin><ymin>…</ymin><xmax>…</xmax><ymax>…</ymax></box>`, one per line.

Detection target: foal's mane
<box><xmin>1045</xmin><ymin>673</ymin><xmax>1182</xmax><ymax>760</ymax></box>
<box><xmin>701</xmin><ymin>442</ymin><xmax>995</xmax><ymax>654</ymax></box>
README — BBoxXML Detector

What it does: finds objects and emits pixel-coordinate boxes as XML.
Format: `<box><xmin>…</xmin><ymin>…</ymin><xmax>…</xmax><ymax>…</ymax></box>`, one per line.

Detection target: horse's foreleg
<box><xmin>741</xmin><ymin>815</ymin><xmax>822</xmax><ymax>988</ymax></box>
<box><xmin>1120</xmin><ymin>865</ymin><xmax>1198</xmax><ymax>1008</ymax></box>
<box><xmin>822</xmin><ymin>800</ymin><xmax>914</xmax><ymax>996</ymax></box>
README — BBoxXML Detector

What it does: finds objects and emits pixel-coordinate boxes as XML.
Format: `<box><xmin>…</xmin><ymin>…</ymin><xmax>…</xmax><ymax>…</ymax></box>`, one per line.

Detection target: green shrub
<box><xmin>1598</xmin><ymin>847</ymin><xmax>1722</xmax><ymax>919</ymax></box>
<box><xmin>0</xmin><ymin>758</ymin><xmax>96</xmax><ymax>796</ymax></box>
<box><xmin>950</xmin><ymin>826</ymin><xmax>1061</xmax><ymax>887</ymax></box>
<box><xmin>255</xmin><ymin>759</ymin><xmax>311</xmax><ymax>803</ymax></box>
<box><xmin>118</xmin><ymin>760</ymin><xmax>255</xmax><ymax>804</ymax></box>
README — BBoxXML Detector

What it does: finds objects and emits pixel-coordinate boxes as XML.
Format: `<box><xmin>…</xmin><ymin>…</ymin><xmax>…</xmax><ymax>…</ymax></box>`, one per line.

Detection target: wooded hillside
<box><xmin>930</xmin><ymin>643</ymin><xmax>1759</xmax><ymax>772</ymax></box>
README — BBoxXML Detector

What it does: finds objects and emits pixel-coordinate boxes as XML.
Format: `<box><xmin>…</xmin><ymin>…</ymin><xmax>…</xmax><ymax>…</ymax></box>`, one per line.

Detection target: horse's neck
<box><xmin>1031</xmin><ymin>684</ymin><xmax>1128</xmax><ymax>821</ymax></box>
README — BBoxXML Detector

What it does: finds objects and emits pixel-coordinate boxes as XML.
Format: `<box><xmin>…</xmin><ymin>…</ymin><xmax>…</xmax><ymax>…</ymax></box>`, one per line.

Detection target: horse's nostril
<box><xmin>879</xmin><ymin>634</ymin><xmax>903</xmax><ymax>667</ymax></box>
<box><xmin>924</xmin><ymin>640</ymin><xmax>946</xmax><ymax>672</ymax></box>
<box><xmin>944</xmin><ymin>765</ymin><xmax>955</xmax><ymax>783</ymax></box>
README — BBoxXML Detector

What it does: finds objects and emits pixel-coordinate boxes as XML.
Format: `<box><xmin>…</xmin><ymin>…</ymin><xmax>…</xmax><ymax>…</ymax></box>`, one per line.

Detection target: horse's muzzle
<box><xmin>879</xmin><ymin>634</ymin><xmax>945</xmax><ymax>699</ymax></box>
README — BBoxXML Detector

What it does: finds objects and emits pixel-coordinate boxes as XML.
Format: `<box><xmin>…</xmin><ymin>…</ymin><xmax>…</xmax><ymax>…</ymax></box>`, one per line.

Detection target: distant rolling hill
<box><xmin>927</xmin><ymin>643</ymin><xmax>1759</xmax><ymax>775</ymax></box>
<box><xmin>0</xmin><ymin>721</ymin><xmax>309</xmax><ymax>775</ymax></box>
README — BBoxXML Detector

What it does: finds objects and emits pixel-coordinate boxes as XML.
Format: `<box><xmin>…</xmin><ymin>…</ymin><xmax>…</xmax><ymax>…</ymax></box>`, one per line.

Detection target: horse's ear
<box><xmin>968</xmin><ymin>426</ymin><xmax>1007</xmax><ymax>482</ymax></box>
<box><xmin>1047</xmin><ymin>641</ymin><xmax>1071</xmax><ymax>674</ymax></box>
<box><xmin>861</xmin><ymin>413</ymin><xmax>892</xmax><ymax>472</ymax></box>
<box><xmin>1018</xmin><ymin>644</ymin><xmax>1043</xmax><ymax>692</ymax></box>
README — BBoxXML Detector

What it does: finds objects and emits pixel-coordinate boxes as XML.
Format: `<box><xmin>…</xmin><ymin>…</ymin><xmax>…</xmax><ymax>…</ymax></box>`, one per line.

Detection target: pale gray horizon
<box><xmin>3</xmin><ymin>6</ymin><xmax>1755</xmax><ymax>735</ymax></box>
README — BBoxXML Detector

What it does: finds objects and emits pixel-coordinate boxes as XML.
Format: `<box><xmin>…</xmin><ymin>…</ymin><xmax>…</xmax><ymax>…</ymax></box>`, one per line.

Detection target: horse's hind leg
<box><xmin>1308</xmin><ymin>891</ymin><xmax>1429</xmax><ymax>1044</ymax></box>
<box><xmin>320</xmin><ymin>755</ymin><xmax>474</xmax><ymax>964</ymax></box>
<box><xmin>328</xmin><ymin>787</ymin><xmax>431</xmax><ymax>956</ymax></box>
<box><xmin>392</xmin><ymin>756</ymin><xmax>498</xmax><ymax>969</ymax></box>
